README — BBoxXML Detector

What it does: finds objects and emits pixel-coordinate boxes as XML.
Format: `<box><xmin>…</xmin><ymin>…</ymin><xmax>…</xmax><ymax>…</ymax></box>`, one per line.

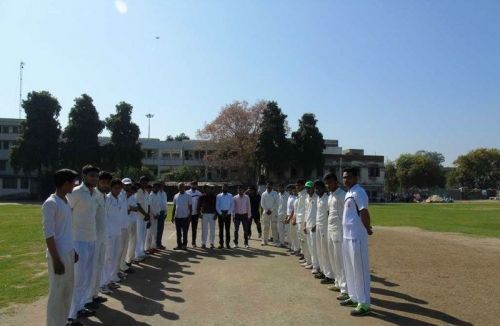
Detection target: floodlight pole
<box><xmin>146</xmin><ymin>113</ymin><xmax>154</xmax><ymax>139</ymax></box>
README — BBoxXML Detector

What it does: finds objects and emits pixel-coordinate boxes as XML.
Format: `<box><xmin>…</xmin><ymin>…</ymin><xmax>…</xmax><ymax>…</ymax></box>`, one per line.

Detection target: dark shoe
<box><xmin>320</xmin><ymin>277</ymin><xmax>335</xmax><ymax>285</ymax></box>
<box><xmin>226</xmin><ymin>244</ymin><xmax>231</xmax><ymax>249</ymax></box>
<box><xmin>314</xmin><ymin>273</ymin><xmax>326</xmax><ymax>279</ymax></box>
<box><xmin>124</xmin><ymin>268</ymin><xmax>135</xmax><ymax>274</ymax></box>
<box><xmin>201</xmin><ymin>244</ymin><xmax>207</xmax><ymax>249</ymax></box>
<box><xmin>258</xmin><ymin>233</ymin><xmax>262</xmax><ymax>239</ymax></box>
<box><xmin>339</xmin><ymin>298</ymin><xmax>358</xmax><ymax>307</ymax></box>
<box><xmin>126</xmin><ymin>262</ymin><xmax>132</xmax><ymax>267</ymax></box>
<box><xmin>84</xmin><ymin>301</ymin><xmax>99</xmax><ymax>310</ymax></box>
<box><xmin>158</xmin><ymin>245</ymin><xmax>166</xmax><ymax>250</ymax></box>
<box><xmin>218</xmin><ymin>245</ymin><xmax>224</xmax><ymax>249</ymax></box>
<box><xmin>210</xmin><ymin>244</ymin><xmax>215</xmax><ymax>249</ymax></box>
<box><xmin>182</xmin><ymin>245</ymin><xmax>188</xmax><ymax>250</ymax></box>
<box><xmin>67</xmin><ymin>319</ymin><xmax>85</xmax><ymax>326</ymax></box>
<box><xmin>77</xmin><ymin>308</ymin><xmax>96</xmax><ymax>318</ymax></box>
<box><xmin>192</xmin><ymin>243</ymin><xmax>197</xmax><ymax>248</ymax></box>
<box><xmin>174</xmin><ymin>246</ymin><xmax>182</xmax><ymax>250</ymax></box>
<box><xmin>108</xmin><ymin>282</ymin><xmax>121</xmax><ymax>289</ymax></box>
<box><xmin>93</xmin><ymin>296</ymin><xmax>108</xmax><ymax>304</ymax></box>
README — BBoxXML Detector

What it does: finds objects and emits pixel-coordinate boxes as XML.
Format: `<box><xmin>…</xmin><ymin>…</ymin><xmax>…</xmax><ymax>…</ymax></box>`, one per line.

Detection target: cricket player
<box><xmin>294</xmin><ymin>179</ymin><xmax>311</xmax><ymax>266</ymax></box>
<box><xmin>276</xmin><ymin>183</ymin><xmax>289</xmax><ymax>248</ymax></box>
<box><xmin>314</xmin><ymin>180</ymin><xmax>333</xmax><ymax>282</ymax></box>
<box><xmin>285</xmin><ymin>185</ymin><xmax>299</xmax><ymax>254</ymax></box>
<box><xmin>340</xmin><ymin>168</ymin><xmax>373</xmax><ymax>316</ymax></box>
<box><xmin>304</xmin><ymin>181</ymin><xmax>320</xmax><ymax>273</ymax></box>
<box><xmin>260</xmin><ymin>182</ymin><xmax>278</xmax><ymax>245</ymax></box>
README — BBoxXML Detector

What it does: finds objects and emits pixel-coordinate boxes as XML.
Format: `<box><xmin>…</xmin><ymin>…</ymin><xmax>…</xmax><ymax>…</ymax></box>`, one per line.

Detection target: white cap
<box><xmin>122</xmin><ymin>178</ymin><xmax>132</xmax><ymax>185</ymax></box>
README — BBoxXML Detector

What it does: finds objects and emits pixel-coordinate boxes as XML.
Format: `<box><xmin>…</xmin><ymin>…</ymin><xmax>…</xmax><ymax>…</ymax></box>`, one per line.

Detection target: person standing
<box><xmin>340</xmin><ymin>168</ymin><xmax>373</xmax><ymax>316</ymax></box>
<box><xmin>67</xmin><ymin>165</ymin><xmax>99</xmax><ymax>322</ymax></box>
<box><xmin>294</xmin><ymin>179</ymin><xmax>311</xmax><ymax>266</ymax></box>
<box><xmin>246</xmin><ymin>185</ymin><xmax>262</xmax><ymax>239</ymax></box>
<box><xmin>103</xmin><ymin>179</ymin><xmax>123</xmax><ymax>291</ymax></box>
<box><xmin>304</xmin><ymin>181</ymin><xmax>320</xmax><ymax>274</ymax></box>
<box><xmin>118</xmin><ymin>178</ymin><xmax>133</xmax><ymax>275</ymax></box>
<box><xmin>146</xmin><ymin>183</ymin><xmax>161</xmax><ymax>253</ymax></box>
<box><xmin>232</xmin><ymin>185</ymin><xmax>252</xmax><ymax>248</ymax></box>
<box><xmin>260</xmin><ymin>182</ymin><xmax>278</xmax><ymax>245</ymax></box>
<box><xmin>90</xmin><ymin>171</ymin><xmax>112</xmax><ymax>301</ymax></box>
<box><xmin>125</xmin><ymin>184</ymin><xmax>139</xmax><ymax>269</ymax></box>
<box><xmin>172</xmin><ymin>182</ymin><xmax>192</xmax><ymax>250</ymax></box>
<box><xmin>43</xmin><ymin>169</ymin><xmax>78</xmax><ymax>326</ymax></box>
<box><xmin>324</xmin><ymin>173</ymin><xmax>348</xmax><ymax>297</ymax></box>
<box><xmin>276</xmin><ymin>183</ymin><xmax>289</xmax><ymax>248</ymax></box>
<box><xmin>134</xmin><ymin>177</ymin><xmax>150</xmax><ymax>261</ymax></box>
<box><xmin>198</xmin><ymin>184</ymin><xmax>217</xmax><ymax>249</ymax></box>
<box><xmin>314</xmin><ymin>180</ymin><xmax>332</xmax><ymax>282</ymax></box>
<box><xmin>186</xmin><ymin>181</ymin><xmax>202</xmax><ymax>247</ymax></box>
<box><xmin>156</xmin><ymin>183</ymin><xmax>168</xmax><ymax>250</ymax></box>
<box><xmin>285</xmin><ymin>185</ymin><xmax>299</xmax><ymax>255</ymax></box>
<box><xmin>216</xmin><ymin>184</ymin><xmax>233</xmax><ymax>249</ymax></box>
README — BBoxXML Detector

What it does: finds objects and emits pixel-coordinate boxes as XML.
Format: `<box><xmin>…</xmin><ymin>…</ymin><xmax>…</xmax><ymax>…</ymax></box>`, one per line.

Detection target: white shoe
<box><xmin>304</xmin><ymin>264</ymin><xmax>313</xmax><ymax>269</ymax></box>
<box><xmin>311</xmin><ymin>269</ymin><xmax>319</xmax><ymax>274</ymax></box>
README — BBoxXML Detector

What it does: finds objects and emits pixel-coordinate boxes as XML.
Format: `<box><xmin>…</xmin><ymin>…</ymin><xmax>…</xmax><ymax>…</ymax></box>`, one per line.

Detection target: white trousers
<box><xmin>104</xmin><ymin>235</ymin><xmax>120</xmax><ymax>284</ymax></box>
<box><xmin>47</xmin><ymin>250</ymin><xmax>74</xmax><ymax>326</ymax></box>
<box><xmin>119</xmin><ymin>227</ymin><xmax>129</xmax><ymax>271</ymax></box>
<box><xmin>306</xmin><ymin>228</ymin><xmax>320</xmax><ymax>270</ymax></box>
<box><xmin>202</xmin><ymin>213</ymin><xmax>216</xmax><ymax>245</ymax></box>
<box><xmin>145</xmin><ymin>218</ymin><xmax>158</xmax><ymax>250</ymax></box>
<box><xmin>262</xmin><ymin>211</ymin><xmax>275</xmax><ymax>243</ymax></box>
<box><xmin>90</xmin><ymin>238</ymin><xmax>106</xmax><ymax>299</ymax></box>
<box><xmin>277</xmin><ymin>214</ymin><xmax>287</xmax><ymax>245</ymax></box>
<box><xmin>135</xmin><ymin>218</ymin><xmax>146</xmax><ymax>258</ymax></box>
<box><xmin>271</xmin><ymin>212</ymin><xmax>279</xmax><ymax>241</ymax></box>
<box><xmin>343</xmin><ymin>236</ymin><xmax>371</xmax><ymax>305</ymax></box>
<box><xmin>126</xmin><ymin>222</ymin><xmax>137</xmax><ymax>263</ymax></box>
<box><xmin>288</xmin><ymin>222</ymin><xmax>299</xmax><ymax>251</ymax></box>
<box><xmin>297</xmin><ymin>221</ymin><xmax>311</xmax><ymax>264</ymax></box>
<box><xmin>317</xmin><ymin>226</ymin><xmax>333</xmax><ymax>279</ymax></box>
<box><xmin>69</xmin><ymin>241</ymin><xmax>96</xmax><ymax>319</ymax></box>
<box><xmin>328</xmin><ymin>230</ymin><xmax>347</xmax><ymax>293</ymax></box>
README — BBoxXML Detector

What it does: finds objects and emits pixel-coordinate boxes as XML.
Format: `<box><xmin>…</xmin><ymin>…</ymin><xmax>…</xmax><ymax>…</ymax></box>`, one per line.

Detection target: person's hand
<box><xmin>303</xmin><ymin>228</ymin><xmax>307</xmax><ymax>234</ymax></box>
<box><xmin>367</xmin><ymin>226</ymin><xmax>373</xmax><ymax>235</ymax></box>
<box><xmin>146</xmin><ymin>222</ymin><xmax>151</xmax><ymax>229</ymax></box>
<box><xmin>266</xmin><ymin>210</ymin><xmax>271</xmax><ymax>215</ymax></box>
<box><xmin>311</xmin><ymin>226</ymin><xmax>316</xmax><ymax>233</ymax></box>
<box><xmin>74</xmin><ymin>251</ymin><xmax>79</xmax><ymax>263</ymax></box>
<box><xmin>53</xmin><ymin>258</ymin><xmax>65</xmax><ymax>275</ymax></box>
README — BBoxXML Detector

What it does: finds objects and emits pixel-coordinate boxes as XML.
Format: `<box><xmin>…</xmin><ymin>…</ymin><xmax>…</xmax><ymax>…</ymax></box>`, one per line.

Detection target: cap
<box><xmin>305</xmin><ymin>181</ymin><xmax>314</xmax><ymax>188</ymax></box>
<box><xmin>122</xmin><ymin>178</ymin><xmax>132</xmax><ymax>185</ymax></box>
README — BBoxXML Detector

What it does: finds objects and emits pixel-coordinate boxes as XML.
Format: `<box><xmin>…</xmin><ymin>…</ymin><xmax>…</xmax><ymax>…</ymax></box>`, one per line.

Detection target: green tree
<box><xmin>395</xmin><ymin>151</ymin><xmax>446</xmax><ymax>190</ymax></box>
<box><xmin>103</xmin><ymin>102</ymin><xmax>143</xmax><ymax>173</ymax></box>
<box><xmin>174</xmin><ymin>133</ymin><xmax>190</xmax><ymax>141</ymax></box>
<box><xmin>256</xmin><ymin>101</ymin><xmax>291</xmax><ymax>180</ymax></box>
<box><xmin>291</xmin><ymin>113</ymin><xmax>325</xmax><ymax>178</ymax></box>
<box><xmin>452</xmin><ymin>148</ymin><xmax>500</xmax><ymax>189</ymax></box>
<box><xmin>163</xmin><ymin>166</ymin><xmax>202</xmax><ymax>182</ymax></box>
<box><xmin>384</xmin><ymin>160</ymin><xmax>399</xmax><ymax>193</ymax></box>
<box><xmin>62</xmin><ymin>94</ymin><xmax>105</xmax><ymax>170</ymax></box>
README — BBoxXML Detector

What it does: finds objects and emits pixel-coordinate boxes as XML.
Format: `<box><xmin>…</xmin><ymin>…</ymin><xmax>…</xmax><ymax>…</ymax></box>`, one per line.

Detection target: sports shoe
<box><xmin>339</xmin><ymin>298</ymin><xmax>357</xmax><ymax>307</ymax></box>
<box><xmin>328</xmin><ymin>285</ymin><xmax>341</xmax><ymax>292</ymax></box>
<box><xmin>320</xmin><ymin>277</ymin><xmax>335</xmax><ymax>284</ymax></box>
<box><xmin>173</xmin><ymin>246</ymin><xmax>182</xmax><ymax>250</ymax></box>
<box><xmin>201</xmin><ymin>244</ymin><xmax>207</xmax><ymax>249</ymax></box>
<box><xmin>336</xmin><ymin>293</ymin><xmax>349</xmax><ymax>301</ymax></box>
<box><xmin>245</xmin><ymin>244</ymin><xmax>250</xmax><ymax>248</ymax></box>
<box><xmin>192</xmin><ymin>243</ymin><xmax>197</xmax><ymax>248</ymax></box>
<box><xmin>258</xmin><ymin>233</ymin><xmax>262</xmax><ymax>239</ymax></box>
<box><xmin>300</xmin><ymin>262</ymin><xmax>308</xmax><ymax>266</ymax></box>
<box><xmin>67</xmin><ymin>319</ymin><xmax>85</xmax><ymax>326</ymax></box>
<box><xmin>210</xmin><ymin>244</ymin><xmax>215</xmax><ymax>249</ymax></box>
<box><xmin>351</xmin><ymin>304</ymin><xmax>371</xmax><ymax>316</ymax></box>
<box><xmin>314</xmin><ymin>272</ymin><xmax>325</xmax><ymax>279</ymax></box>
<box><xmin>218</xmin><ymin>245</ymin><xmax>224</xmax><ymax>249</ymax></box>
<box><xmin>77</xmin><ymin>308</ymin><xmax>96</xmax><ymax>318</ymax></box>
<box><xmin>100</xmin><ymin>286</ymin><xmax>112</xmax><ymax>294</ymax></box>
<box><xmin>93</xmin><ymin>296</ymin><xmax>108</xmax><ymax>304</ymax></box>
<box><xmin>311</xmin><ymin>269</ymin><xmax>319</xmax><ymax>274</ymax></box>
<box><xmin>84</xmin><ymin>301</ymin><xmax>99</xmax><ymax>310</ymax></box>
<box><xmin>304</xmin><ymin>264</ymin><xmax>313</xmax><ymax>269</ymax></box>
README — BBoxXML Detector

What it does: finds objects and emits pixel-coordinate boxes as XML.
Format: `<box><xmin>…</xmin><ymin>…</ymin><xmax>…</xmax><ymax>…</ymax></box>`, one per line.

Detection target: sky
<box><xmin>1</xmin><ymin>0</ymin><xmax>499</xmax><ymax>166</ymax></box>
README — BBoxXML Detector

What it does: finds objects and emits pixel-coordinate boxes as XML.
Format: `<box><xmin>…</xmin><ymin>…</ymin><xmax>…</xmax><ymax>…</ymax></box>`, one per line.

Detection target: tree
<box><xmin>452</xmin><ymin>148</ymin><xmax>500</xmax><ymax>189</ymax></box>
<box><xmin>291</xmin><ymin>113</ymin><xmax>325</xmax><ymax>178</ymax></box>
<box><xmin>395</xmin><ymin>151</ymin><xmax>446</xmax><ymax>190</ymax></box>
<box><xmin>10</xmin><ymin>91</ymin><xmax>62</xmax><ymax>197</ymax></box>
<box><xmin>197</xmin><ymin>100</ymin><xmax>265</xmax><ymax>183</ymax></box>
<box><xmin>163</xmin><ymin>166</ymin><xmax>201</xmax><ymax>182</ymax></box>
<box><xmin>384</xmin><ymin>160</ymin><xmax>399</xmax><ymax>193</ymax></box>
<box><xmin>61</xmin><ymin>94</ymin><xmax>105</xmax><ymax>170</ymax></box>
<box><xmin>256</xmin><ymin>101</ymin><xmax>291</xmax><ymax>180</ymax></box>
<box><xmin>166</xmin><ymin>133</ymin><xmax>190</xmax><ymax>141</ymax></box>
<box><xmin>103</xmin><ymin>102</ymin><xmax>143</xmax><ymax>173</ymax></box>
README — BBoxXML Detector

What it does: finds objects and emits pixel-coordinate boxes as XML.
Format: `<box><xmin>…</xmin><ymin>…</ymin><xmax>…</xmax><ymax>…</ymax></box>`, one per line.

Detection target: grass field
<box><xmin>0</xmin><ymin>200</ymin><xmax>499</xmax><ymax>309</ymax></box>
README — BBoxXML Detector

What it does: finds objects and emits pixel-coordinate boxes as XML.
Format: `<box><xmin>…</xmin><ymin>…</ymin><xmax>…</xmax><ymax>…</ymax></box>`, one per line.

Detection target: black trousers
<box><xmin>156</xmin><ymin>210</ymin><xmax>166</xmax><ymax>246</ymax></box>
<box><xmin>234</xmin><ymin>214</ymin><xmax>250</xmax><ymax>245</ymax></box>
<box><xmin>191</xmin><ymin>214</ymin><xmax>200</xmax><ymax>245</ymax></box>
<box><xmin>248</xmin><ymin>214</ymin><xmax>262</xmax><ymax>237</ymax></box>
<box><xmin>175</xmin><ymin>217</ymin><xmax>190</xmax><ymax>247</ymax></box>
<box><xmin>218</xmin><ymin>213</ymin><xmax>231</xmax><ymax>246</ymax></box>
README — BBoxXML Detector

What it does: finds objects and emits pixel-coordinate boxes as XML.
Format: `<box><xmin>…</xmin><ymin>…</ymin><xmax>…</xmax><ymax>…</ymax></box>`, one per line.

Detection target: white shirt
<box><xmin>328</xmin><ymin>187</ymin><xmax>346</xmax><ymax>233</ymax></box>
<box><xmin>105</xmin><ymin>193</ymin><xmax>123</xmax><ymax>237</ymax></box>
<box><xmin>305</xmin><ymin>193</ymin><xmax>318</xmax><ymax>228</ymax></box>
<box><xmin>119</xmin><ymin>191</ymin><xmax>129</xmax><ymax>229</ymax></box>
<box><xmin>159</xmin><ymin>190</ymin><xmax>168</xmax><ymax>212</ymax></box>
<box><xmin>294</xmin><ymin>189</ymin><xmax>307</xmax><ymax>223</ymax></box>
<box><xmin>42</xmin><ymin>194</ymin><xmax>74</xmax><ymax>256</ymax></box>
<box><xmin>149</xmin><ymin>192</ymin><xmax>162</xmax><ymax>217</ymax></box>
<box><xmin>287</xmin><ymin>195</ymin><xmax>297</xmax><ymax>216</ymax></box>
<box><xmin>186</xmin><ymin>188</ymin><xmax>203</xmax><ymax>215</ymax></box>
<box><xmin>95</xmin><ymin>188</ymin><xmax>107</xmax><ymax>240</ymax></box>
<box><xmin>127</xmin><ymin>195</ymin><xmax>139</xmax><ymax>224</ymax></box>
<box><xmin>261</xmin><ymin>190</ymin><xmax>278</xmax><ymax>212</ymax></box>
<box><xmin>67</xmin><ymin>183</ymin><xmax>97</xmax><ymax>242</ymax></box>
<box><xmin>316</xmin><ymin>193</ymin><xmax>329</xmax><ymax>228</ymax></box>
<box><xmin>173</xmin><ymin>192</ymin><xmax>192</xmax><ymax>218</ymax></box>
<box><xmin>216</xmin><ymin>193</ymin><xmax>233</xmax><ymax>215</ymax></box>
<box><xmin>277</xmin><ymin>191</ymin><xmax>289</xmax><ymax>216</ymax></box>
<box><xmin>343</xmin><ymin>184</ymin><xmax>369</xmax><ymax>239</ymax></box>
<box><xmin>136</xmin><ymin>188</ymin><xmax>147</xmax><ymax>210</ymax></box>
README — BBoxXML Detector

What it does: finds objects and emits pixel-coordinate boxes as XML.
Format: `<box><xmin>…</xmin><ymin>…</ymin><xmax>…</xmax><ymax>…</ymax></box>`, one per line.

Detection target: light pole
<box><xmin>19</xmin><ymin>61</ymin><xmax>25</xmax><ymax>118</ymax></box>
<box><xmin>145</xmin><ymin>113</ymin><xmax>154</xmax><ymax>139</ymax></box>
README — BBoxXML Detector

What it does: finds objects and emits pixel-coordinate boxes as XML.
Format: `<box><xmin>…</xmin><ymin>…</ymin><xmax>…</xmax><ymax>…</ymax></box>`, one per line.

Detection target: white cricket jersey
<box><xmin>294</xmin><ymin>189</ymin><xmax>307</xmax><ymax>223</ymax></box>
<box><xmin>94</xmin><ymin>188</ymin><xmax>107</xmax><ymax>241</ymax></box>
<box><xmin>287</xmin><ymin>195</ymin><xmax>297</xmax><ymax>216</ymax></box>
<box><xmin>118</xmin><ymin>191</ymin><xmax>129</xmax><ymax>229</ymax></box>
<box><xmin>305</xmin><ymin>193</ymin><xmax>318</xmax><ymax>228</ymax></box>
<box><xmin>261</xmin><ymin>190</ymin><xmax>279</xmax><ymax>212</ymax></box>
<box><xmin>67</xmin><ymin>183</ymin><xmax>97</xmax><ymax>242</ymax></box>
<box><xmin>149</xmin><ymin>192</ymin><xmax>162</xmax><ymax>217</ymax></box>
<box><xmin>328</xmin><ymin>187</ymin><xmax>346</xmax><ymax>233</ymax></box>
<box><xmin>186</xmin><ymin>188</ymin><xmax>202</xmax><ymax>214</ymax></box>
<box><xmin>316</xmin><ymin>193</ymin><xmax>329</xmax><ymax>228</ymax></box>
<box><xmin>127</xmin><ymin>195</ymin><xmax>139</xmax><ymax>224</ymax></box>
<box><xmin>343</xmin><ymin>184</ymin><xmax>369</xmax><ymax>239</ymax></box>
<box><xmin>105</xmin><ymin>193</ymin><xmax>123</xmax><ymax>237</ymax></box>
<box><xmin>277</xmin><ymin>191</ymin><xmax>289</xmax><ymax>216</ymax></box>
<box><xmin>42</xmin><ymin>194</ymin><xmax>74</xmax><ymax>256</ymax></box>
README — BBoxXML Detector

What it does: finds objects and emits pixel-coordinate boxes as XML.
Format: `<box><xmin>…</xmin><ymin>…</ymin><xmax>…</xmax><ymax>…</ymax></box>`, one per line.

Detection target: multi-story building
<box><xmin>0</xmin><ymin>118</ymin><xmax>33</xmax><ymax>198</ymax></box>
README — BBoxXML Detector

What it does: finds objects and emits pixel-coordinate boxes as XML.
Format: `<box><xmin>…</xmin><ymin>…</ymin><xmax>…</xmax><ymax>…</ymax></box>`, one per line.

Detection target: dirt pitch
<box><xmin>1</xmin><ymin>225</ymin><xmax>499</xmax><ymax>326</ymax></box>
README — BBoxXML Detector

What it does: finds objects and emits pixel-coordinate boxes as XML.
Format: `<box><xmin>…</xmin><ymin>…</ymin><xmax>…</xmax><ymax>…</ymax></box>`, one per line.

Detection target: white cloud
<box><xmin>115</xmin><ymin>0</ymin><xmax>128</xmax><ymax>14</ymax></box>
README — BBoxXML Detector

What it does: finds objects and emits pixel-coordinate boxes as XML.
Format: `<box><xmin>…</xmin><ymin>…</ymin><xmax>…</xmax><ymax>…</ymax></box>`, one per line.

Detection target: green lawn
<box><xmin>371</xmin><ymin>201</ymin><xmax>500</xmax><ymax>238</ymax></box>
<box><xmin>0</xmin><ymin>201</ymin><xmax>499</xmax><ymax>308</ymax></box>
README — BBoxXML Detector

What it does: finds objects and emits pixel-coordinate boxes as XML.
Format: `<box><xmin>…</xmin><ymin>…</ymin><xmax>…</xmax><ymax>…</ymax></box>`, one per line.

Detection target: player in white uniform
<box><xmin>294</xmin><ymin>179</ymin><xmax>311</xmax><ymax>267</ymax></box>
<box><xmin>285</xmin><ymin>185</ymin><xmax>299</xmax><ymax>254</ymax></box>
<box><xmin>314</xmin><ymin>180</ymin><xmax>332</xmax><ymax>282</ymax></box>
<box><xmin>260</xmin><ymin>182</ymin><xmax>279</xmax><ymax>245</ymax></box>
<box><xmin>276</xmin><ymin>183</ymin><xmax>289</xmax><ymax>248</ymax></box>
<box><xmin>304</xmin><ymin>181</ymin><xmax>320</xmax><ymax>273</ymax></box>
<box><xmin>339</xmin><ymin>168</ymin><xmax>373</xmax><ymax>316</ymax></box>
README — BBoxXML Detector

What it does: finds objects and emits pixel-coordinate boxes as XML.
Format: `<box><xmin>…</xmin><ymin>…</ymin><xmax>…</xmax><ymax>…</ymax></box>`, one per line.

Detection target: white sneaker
<box><xmin>311</xmin><ymin>269</ymin><xmax>319</xmax><ymax>274</ymax></box>
<box><xmin>304</xmin><ymin>264</ymin><xmax>313</xmax><ymax>269</ymax></box>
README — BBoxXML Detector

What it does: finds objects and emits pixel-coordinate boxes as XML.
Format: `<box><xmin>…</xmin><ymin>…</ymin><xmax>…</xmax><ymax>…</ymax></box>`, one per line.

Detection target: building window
<box><xmin>0</xmin><ymin>160</ymin><xmax>6</xmax><ymax>171</ymax></box>
<box><xmin>2</xmin><ymin>141</ymin><xmax>10</xmax><ymax>150</ymax></box>
<box><xmin>369</xmin><ymin>167</ymin><xmax>380</xmax><ymax>178</ymax></box>
<box><xmin>1</xmin><ymin>126</ymin><xmax>9</xmax><ymax>133</ymax></box>
<box><xmin>20</xmin><ymin>178</ymin><xmax>29</xmax><ymax>189</ymax></box>
<box><xmin>2</xmin><ymin>177</ymin><xmax>18</xmax><ymax>189</ymax></box>
<box><xmin>12</xmin><ymin>126</ymin><xmax>19</xmax><ymax>134</ymax></box>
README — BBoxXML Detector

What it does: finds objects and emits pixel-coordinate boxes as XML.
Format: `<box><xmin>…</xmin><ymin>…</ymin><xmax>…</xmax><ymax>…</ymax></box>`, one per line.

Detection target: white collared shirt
<box><xmin>216</xmin><ymin>192</ymin><xmax>233</xmax><ymax>215</ymax></box>
<box><xmin>294</xmin><ymin>189</ymin><xmax>307</xmax><ymax>223</ymax></box>
<box><xmin>316</xmin><ymin>193</ymin><xmax>329</xmax><ymax>228</ymax></box>
<box><xmin>343</xmin><ymin>184</ymin><xmax>368</xmax><ymax>239</ymax></box>
<box><xmin>328</xmin><ymin>187</ymin><xmax>346</xmax><ymax>233</ymax></box>
<box><xmin>173</xmin><ymin>192</ymin><xmax>192</xmax><ymax>218</ymax></box>
<box><xmin>186</xmin><ymin>188</ymin><xmax>202</xmax><ymax>215</ymax></box>
<box><xmin>305</xmin><ymin>193</ymin><xmax>318</xmax><ymax>228</ymax></box>
<box><xmin>127</xmin><ymin>195</ymin><xmax>139</xmax><ymax>224</ymax></box>
<box><xmin>277</xmin><ymin>191</ymin><xmax>289</xmax><ymax>216</ymax></box>
<box><xmin>67</xmin><ymin>183</ymin><xmax>97</xmax><ymax>242</ymax></box>
<box><xmin>95</xmin><ymin>188</ymin><xmax>107</xmax><ymax>240</ymax></box>
<box><xmin>105</xmin><ymin>193</ymin><xmax>123</xmax><ymax>237</ymax></box>
<box><xmin>149</xmin><ymin>192</ymin><xmax>162</xmax><ymax>217</ymax></box>
<box><xmin>42</xmin><ymin>194</ymin><xmax>74</xmax><ymax>256</ymax></box>
<box><xmin>261</xmin><ymin>190</ymin><xmax>278</xmax><ymax>212</ymax></box>
<box><xmin>287</xmin><ymin>195</ymin><xmax>297</xmax><ymax>216</ymax></box>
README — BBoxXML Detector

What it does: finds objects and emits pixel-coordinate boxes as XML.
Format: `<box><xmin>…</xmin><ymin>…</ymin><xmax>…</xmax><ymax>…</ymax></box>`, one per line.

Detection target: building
<box><xmin>0</xmin><ymin>118</ymin><xmax>33</xmax><ymax>198</ymax></box>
